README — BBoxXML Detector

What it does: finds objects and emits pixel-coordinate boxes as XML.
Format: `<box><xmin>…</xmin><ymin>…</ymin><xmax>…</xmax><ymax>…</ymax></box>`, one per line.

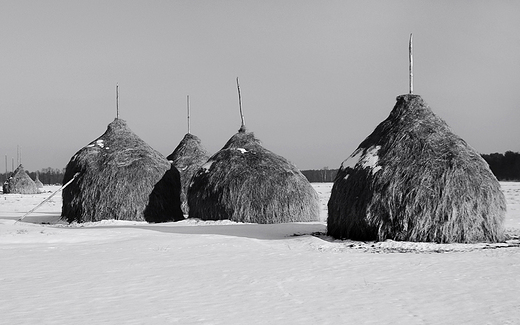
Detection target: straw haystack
<box><xmin>167</xmin><ymin>133</ymin><xmax>210</xmax><ymax>215</ymax></box>
<box><xmin>188</xmin><ymin>126</ymin><xmax>320</xmax><ymax>223</ymax></box>
<box><xmin>2</xmin><ymin>164</ymin><xmax>39</xmax><ymax>194</ymax></box>
<box><xmin>34</xmin><ymin>172</ymin><xmax>44</xmax><ymax>190</ymax></box>
<box><xmin>62</xmin><ymin>118</ymin><xmax>183</xmax><ymax>223</ymax></box>
<box><xmin>327</xmin><ymin>94</ymin><xmax>506</xmax><ymax>243</ymax></box>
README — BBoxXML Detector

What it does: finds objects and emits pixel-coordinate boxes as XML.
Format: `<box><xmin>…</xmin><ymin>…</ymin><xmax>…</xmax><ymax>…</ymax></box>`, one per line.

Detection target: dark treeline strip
<box><xmin>481</xmin><ymin>151</ymin><xmax>520</xmax><ymax>181</ymax></box>
<box><xmin>0</xmin><ymin>167</ymin><xmax>65</xmax><ymax>185</ymax></box>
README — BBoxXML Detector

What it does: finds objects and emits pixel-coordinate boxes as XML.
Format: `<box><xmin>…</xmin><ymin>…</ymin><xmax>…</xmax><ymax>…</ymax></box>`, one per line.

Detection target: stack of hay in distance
<box><xmin>2</xmin><ymin>164</ymin><xmax>39</xmax><ymax>194</ymax></box>
<box><xmin>327</xmin><ymin>94</ymin><xmax>506</xmax><ymax>243</ymax></box>
<box><xmin>188</xmin><ymin>126</ymin><xmax>320</xmax><ymax>223</ymax></box>
<box><xmin>61</xmin><ymin>118</ymin><xmax>183</xmax><ymax>223</ymax></box>
<box><xmin>34</xmin><ymin>172</ymin><xmax>44</xmax><ymax>190</ymax></box>
<box><xmin>168</xmin><ymin>133</ymin><xmax>210</xmax><ymax>215</ymax></box>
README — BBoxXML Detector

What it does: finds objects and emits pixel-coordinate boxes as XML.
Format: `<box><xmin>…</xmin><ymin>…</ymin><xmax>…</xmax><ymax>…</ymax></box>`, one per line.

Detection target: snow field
<box><xmin>0</xmin><ymin>183</ymin><xmax>519</xmax><ymax>324</ymax></box>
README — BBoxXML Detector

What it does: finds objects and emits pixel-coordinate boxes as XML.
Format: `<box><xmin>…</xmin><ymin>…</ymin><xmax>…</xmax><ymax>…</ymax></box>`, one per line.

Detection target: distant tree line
<box><xmin>300</xmin><ymin>168</ymin><xmax>338</xmax><ymax>183</ymax></box>
<box><xmin>481</xmin><ymin>151</ymin><xmax>520</xmax><ymax>181</ymax></box>
<box><xmin>302</xmin><ymin>152</ymin><xmax>520</xmax><ymax>182</ymax></box>
<box><xmin>0</xmin><ymin>167</ymin><xmax>65</xmax><ymax>185</ymax></box>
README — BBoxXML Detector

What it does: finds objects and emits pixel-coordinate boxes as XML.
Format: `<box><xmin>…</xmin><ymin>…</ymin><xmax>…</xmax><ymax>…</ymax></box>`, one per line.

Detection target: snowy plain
<box><xmin>1</xmin><ymin>182</ymin><xmax>519</xmax><ymax>325</ymax></box>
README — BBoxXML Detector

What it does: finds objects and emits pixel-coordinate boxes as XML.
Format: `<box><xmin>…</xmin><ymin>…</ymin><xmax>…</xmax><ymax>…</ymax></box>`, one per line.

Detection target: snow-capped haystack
<box><xmin>2</xmin><ymin>164</ymin><xmax>39</xmax><ymax>194</ymax></box>
<box><xmin>188</xmin><ymin>126</ymin><xmax>320</xmax><ymax>223</ymax></box>
<box><xmin>167</xmin><ymin>133</ymin><xmax>210</xmax><ymax>215</ymax></box>
<box><xmin>327</xmin><ymin>94</ymin><xmax>506</xmax><ymax>243</ymax></box>
<box><xmin>62</xmin><ymin>118</ymin><xmax>183</xmax><ymax>223</ymax></box>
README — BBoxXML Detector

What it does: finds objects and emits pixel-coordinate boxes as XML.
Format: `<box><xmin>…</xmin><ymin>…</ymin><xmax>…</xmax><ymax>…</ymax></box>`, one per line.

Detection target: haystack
<box><xmin>34</xmin><ymin>172</ymin><xmax>44</xmax><ymax>190</ymax></box>
<box><xmin>167</xmin><ymin>133</ymin><xmax>210</xmax><ymax>215</ymax></box>
<box><xmin>188</xmin><ymin>126</ymin><xmax>320</xmax><ymax>223</ymax></box>
<box><xmin>327</xmin><ymin>94</ymin><xmax>506</xmax><ymax>243</ymax></box>
<box><xmin>2</xmin><ymin>164</ymin><xmax>39</xmax><ymax>194</ymax></box>
<box><xmin>62</xmin><ymin>118</ymin><xmax>183</xmax><ymax>223</ymax></box>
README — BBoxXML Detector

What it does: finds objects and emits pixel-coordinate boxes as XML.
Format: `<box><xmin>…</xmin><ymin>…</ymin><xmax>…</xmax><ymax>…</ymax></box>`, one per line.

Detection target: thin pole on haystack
<box><xmin>409</xmin><ymin>33</ymin><xmax>414</xmax><ymax>94</ymax></box>
<box><xmin>17</xmin><ymin>172</ymin><xmax>80</xmax><ymax>223</ymax></box>
<box><xmin>236</xmin><ymin>77</ymin><xmax>245</xmax><ymax>130</ymax></box>
<box><xmin>116</xmin><ymin>83</ymin><xmax>120</xmax><ymax>119</ymax></box>
<box><xmin>187</xmin><ymin>95</ymin><xmax>191</xmax><ymax>134</ymax></box>
<box><xmin>5</xmin><ymin>155</ymin><xmax>7</xmax><ymax>175</ymax></box>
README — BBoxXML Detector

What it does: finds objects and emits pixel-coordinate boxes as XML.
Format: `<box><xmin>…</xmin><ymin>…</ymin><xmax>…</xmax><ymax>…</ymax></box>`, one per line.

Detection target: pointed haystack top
<box><xmin>327</xmin><ymin>94</ymin><xmax>506</xmax><ymax>243</ymax></box>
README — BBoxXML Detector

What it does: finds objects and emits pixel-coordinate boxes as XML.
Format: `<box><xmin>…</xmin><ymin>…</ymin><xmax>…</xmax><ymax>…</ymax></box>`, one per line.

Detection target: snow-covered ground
<box><xmin>1</xmin><ymin>183</ymin><xmax>519</xmax><ymax>324</ymax></box>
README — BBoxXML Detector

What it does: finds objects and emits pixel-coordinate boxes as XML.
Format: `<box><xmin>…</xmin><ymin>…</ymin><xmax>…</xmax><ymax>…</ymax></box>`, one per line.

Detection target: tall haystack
<box><xmin>327</xmin><ymin>94</ymin><xmax>506</xmax><ymax>243</ymax></box>
<box><xmin>2</xmin><ymin>164</ymin><xmax>39</xmax><ymax>194</ymax></box>
<box><xmin>62</xmin><ymin>118</ymin><xmax>183</xmax><ymax>223</ymax></box>
<box><xmin>188</xmin><ymin>126</ymin><xmax>320</xmax><ymax>223</ymax></box>
<box><xmin>167</xmin><ymin>133</ymin><xmax>210</xmax><ymax>215</ymax></box>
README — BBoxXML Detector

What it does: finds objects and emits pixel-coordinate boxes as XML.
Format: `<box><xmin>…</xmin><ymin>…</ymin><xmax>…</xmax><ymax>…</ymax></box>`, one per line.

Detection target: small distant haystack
<box><xmin>167</xmin><ymin>133</ymin><xmax>210</xmax><ymax>215</ymax></box>
<box><xmin>188</xmin><ymin>127</ymin><xmax>320</xmax><ymax>223</ymax></box>
<box><xmin>34</xmin><ymin>172</ymin><xmax>44</xmax><ymax>190</ymax></box>
<box><xmin>2</xmin><ymin>164</ymin><xmax>39</xmax><ymax>194</ymax></box>
<box><xmin>62</xmin><ymin>118</ymin><xmax>183</xmax><ymax>223</ymax></box>
<box><xmin>327</xmin><ymin>94</ymin><xmax>506</xmax><ymax>243</ymax></box>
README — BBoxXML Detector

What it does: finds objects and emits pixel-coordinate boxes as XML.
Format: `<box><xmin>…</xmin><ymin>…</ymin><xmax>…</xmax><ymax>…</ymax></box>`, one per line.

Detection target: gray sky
<box><xmin>2</xmin><ymin>0</ymin><xmax>520</xmax><ymax>172</ymax></box>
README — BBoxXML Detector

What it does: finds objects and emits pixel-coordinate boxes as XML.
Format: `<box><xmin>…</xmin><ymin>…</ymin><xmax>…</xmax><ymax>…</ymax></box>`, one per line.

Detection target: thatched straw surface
<box><xmin>167</xmin><ymin>133</ymin><xmax>210</xmax><ymax>215</ymax></box>
<box><xmin>188</xmin><ymin>128</ymin><xmax>320</xmax><ymax>223</ymax></box>
<box><xmin>62</xmin><ymin>118</ymin><xmax>183</xmax><ymax>223</ymax></box>
<box><xmin>2</xmin><ymin>164</ymin><xmax>39</xmax><ymax>194</ymax></box>
<box><xmin>327</xmin><ymin>94</ymin><xmax>506</xmax><ymax>243</ymax></box>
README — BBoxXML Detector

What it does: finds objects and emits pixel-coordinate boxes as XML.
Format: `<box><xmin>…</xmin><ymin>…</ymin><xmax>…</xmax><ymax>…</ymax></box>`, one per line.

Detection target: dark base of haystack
<box><xmin>144</xmin><ymin>167</ymin><xmax>184</xmax><ymax>223</ymax></box>
<box><xmin>327</xmin><ymin>94</ymin><xmax>506</xmax><ymax>244</ymax></box>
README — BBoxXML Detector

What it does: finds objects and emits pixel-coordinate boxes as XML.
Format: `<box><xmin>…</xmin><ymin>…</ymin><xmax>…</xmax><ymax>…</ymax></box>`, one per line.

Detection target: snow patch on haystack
<box><xmin>86</xmin><ymin>139</ymin><xmax>105</xmax><ymax>148</ymax></box>
<box><xmin>341</xmin><ymin>145</ymin><xmax>382</xmax><ymax>174</ymax></box>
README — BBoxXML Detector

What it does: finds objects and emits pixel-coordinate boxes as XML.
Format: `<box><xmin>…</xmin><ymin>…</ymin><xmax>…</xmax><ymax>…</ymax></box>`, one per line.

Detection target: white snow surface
<box><xmin>1</xmin><ymin>183</ymin><xmax>520</xmax><ymax>324</ymax></box>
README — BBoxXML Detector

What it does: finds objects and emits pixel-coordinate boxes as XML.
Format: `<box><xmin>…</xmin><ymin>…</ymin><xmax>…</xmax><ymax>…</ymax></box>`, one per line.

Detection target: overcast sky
<box><xmin>1</xmin><ymin>0</ymin><xmax>520</xmax><ymax>172</ymax></box>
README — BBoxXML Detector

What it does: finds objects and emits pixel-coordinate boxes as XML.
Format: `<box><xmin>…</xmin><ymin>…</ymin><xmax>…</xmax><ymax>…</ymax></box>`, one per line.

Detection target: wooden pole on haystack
<box><xmin>187</xmin><ymin>95</ymin><xmax>191</xmax><ymax>134</ymax></box>
<box><xmin>116</xmin><ymin>83</ymin><xmax>120</xmax><ymax>119</ymax></box>
<box><xmin>409</xmin><ymin>33</ymin><xmax>414</xmax><ymax>94</ymax></box>
<box><xmin>236</xmin><ymin>77</ymin><xmax>245</xmax><ymax>130</ymax></box>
